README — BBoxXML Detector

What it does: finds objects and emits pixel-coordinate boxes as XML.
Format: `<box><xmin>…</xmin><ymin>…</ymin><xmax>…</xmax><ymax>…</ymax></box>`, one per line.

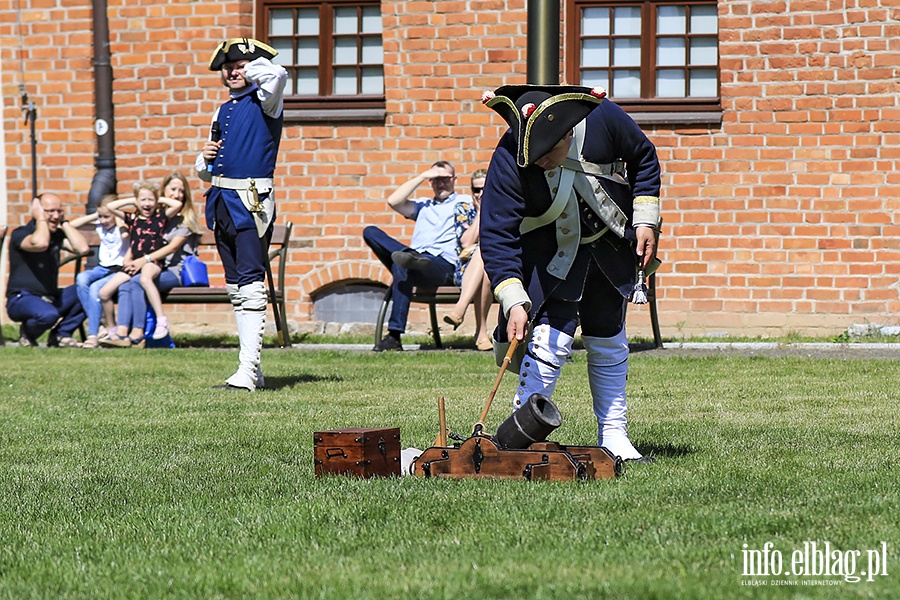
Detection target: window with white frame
<box><xmin>567</xmin><ymin>0</ymin><xmax>719</xmax><ymax>113</ymax></box>
<box><xmin>258</xmin><ymin>0</ymin><xmax>384</xmax><ymax>114</ymax></box>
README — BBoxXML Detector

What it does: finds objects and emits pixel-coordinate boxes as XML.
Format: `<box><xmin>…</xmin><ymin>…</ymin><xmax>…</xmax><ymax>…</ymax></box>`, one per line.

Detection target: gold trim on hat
<box><xmin>485</xmin><ymin>96</ymin><xmax>520</xmax><ymax>126</ymax></box>
<box><xmin>521</xmin><ymin>93</ymin><xmax>603</xmax><ymax>165</ymax></box>
<box><xmin>208</xmin><ymin>38</ymin><xmax>278</xmax><ymax>70</ymax></box>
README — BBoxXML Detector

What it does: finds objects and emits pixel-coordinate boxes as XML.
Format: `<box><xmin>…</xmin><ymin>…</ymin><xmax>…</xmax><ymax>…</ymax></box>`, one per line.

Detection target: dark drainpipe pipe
<box><xmin>527</xmin><ymin>0</ymin><xmax>561</xmax><ymax>85</ymax></box>
<box><xmin>87</xmin><ymin>0</ymin><xmax>116</xmax><ymax>213</ymax></box>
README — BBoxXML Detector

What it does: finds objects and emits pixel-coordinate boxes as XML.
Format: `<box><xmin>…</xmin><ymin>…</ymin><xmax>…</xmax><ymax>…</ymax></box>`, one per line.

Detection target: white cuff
<box><xmin>632</xmin><ymin>195</ymin><xmax>660</xmax><ymax>229</ymax></box>
<box><xmin>494</xmin><ymin>278</ymin><xmax>532</xmax><ymax>318</ymax></box>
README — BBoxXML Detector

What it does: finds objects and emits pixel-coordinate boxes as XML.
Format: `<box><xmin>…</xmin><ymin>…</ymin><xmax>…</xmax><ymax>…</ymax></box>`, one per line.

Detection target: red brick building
<box><xmin>2</xmin><ymin>0</ymin><xmax>899</xmax><ymax>340</ymax></box>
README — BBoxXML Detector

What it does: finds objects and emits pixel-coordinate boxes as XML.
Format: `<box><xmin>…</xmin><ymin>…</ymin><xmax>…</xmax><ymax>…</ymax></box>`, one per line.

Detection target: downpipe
<box><xmin>87</xmin><ymin>0</ymin><xmax>116</xmax><ymax>213</ymax></box>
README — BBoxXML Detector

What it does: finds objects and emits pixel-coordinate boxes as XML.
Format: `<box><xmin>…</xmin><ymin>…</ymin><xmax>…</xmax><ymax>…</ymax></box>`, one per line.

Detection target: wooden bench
<box><xmin>374</xmin><ymin>273</ymin><xmax>663</xmax><ymax>350</ymax></box>
<box><xmin>65</xmin><ymin>222</ymin><xmax>294</xmax><ymax>347</ymax></box>
<box><xmin>374</xmin><ymin>285</ymin><xmax>463</xmax><ymax>349</ymax></box>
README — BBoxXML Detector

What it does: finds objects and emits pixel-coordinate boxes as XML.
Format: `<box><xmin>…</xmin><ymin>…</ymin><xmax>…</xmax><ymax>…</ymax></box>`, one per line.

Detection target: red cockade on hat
<box><xmin>482</xmin><ymin>84</ymin><xmax>607</xmax><ymax>168</ymax></box>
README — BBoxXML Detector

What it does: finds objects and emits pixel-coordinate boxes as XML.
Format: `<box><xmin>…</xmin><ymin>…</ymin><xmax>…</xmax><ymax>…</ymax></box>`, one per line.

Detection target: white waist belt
<box><xmin>211</xmin><ymin>175</ymin><xmax>274</xmax><ymax>192</ymax></box>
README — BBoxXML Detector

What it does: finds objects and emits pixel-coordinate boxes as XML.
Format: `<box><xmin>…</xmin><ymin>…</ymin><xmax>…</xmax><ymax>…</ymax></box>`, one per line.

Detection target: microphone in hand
<box><xmin>206</xmin><ymin>121</ymin><xmax>221</xmax><ymax>173</ymax></box>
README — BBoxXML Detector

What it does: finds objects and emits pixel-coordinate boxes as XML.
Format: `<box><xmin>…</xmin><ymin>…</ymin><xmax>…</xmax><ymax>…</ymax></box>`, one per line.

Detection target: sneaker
<box><xmin>152</xmin><ymin>316</ymin><xmax>169</xmax><ymax>340</ymax></box>
<box><xmin>373</xmin><ymin>335</ymin><xmax>403</xmax><ymax>352</ymax></box>
<box><xmin>391</xmin><ymin>249</ymin><xmax>432</xmax><ymax>272</ymax></box>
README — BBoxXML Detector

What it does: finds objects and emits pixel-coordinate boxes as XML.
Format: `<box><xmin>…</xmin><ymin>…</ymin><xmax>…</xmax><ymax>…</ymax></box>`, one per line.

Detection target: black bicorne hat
<box><xmin>482</xmin><ymin>84</ymin><xmax>607</xmax><ymax>167</ymax></box>
<box><xmin>209</xmin><ymin>38</ymin><xmax>278</xmax><ymax>71</ymax></box>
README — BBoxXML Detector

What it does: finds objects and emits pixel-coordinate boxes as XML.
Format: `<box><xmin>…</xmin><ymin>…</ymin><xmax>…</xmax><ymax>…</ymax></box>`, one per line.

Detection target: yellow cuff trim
<box><xmin>633</xmin><ymin>196</ymin><xmax>660</xmax><ymax>229</ymax></box>
<box><xmin>493</xmin><ymin>278</ymin><xmax>532</xmax><ymax>318</ymax></box>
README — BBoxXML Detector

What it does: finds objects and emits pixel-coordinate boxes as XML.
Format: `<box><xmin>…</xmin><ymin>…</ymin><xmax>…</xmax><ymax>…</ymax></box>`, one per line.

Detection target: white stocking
<box><xmin>225</xmin><ymin>281</ymin><xmax>267</xmax><ymax>391</ymax></box>
<box><xmin>584</xmin><ymin>330</ymin><xmax>642</xmax><ymax>460</ymax></box>
<box><xmin>512</xmin><ymin>324</ymin><xmax>574</xmax><ymax>410</ymax></box>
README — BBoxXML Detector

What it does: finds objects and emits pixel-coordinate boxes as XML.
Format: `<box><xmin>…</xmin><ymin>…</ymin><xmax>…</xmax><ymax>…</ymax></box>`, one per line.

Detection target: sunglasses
<box><xmin>472</xmin><ymin>187</ymin><xmax>483</xmax><ymax>194</ymax></box>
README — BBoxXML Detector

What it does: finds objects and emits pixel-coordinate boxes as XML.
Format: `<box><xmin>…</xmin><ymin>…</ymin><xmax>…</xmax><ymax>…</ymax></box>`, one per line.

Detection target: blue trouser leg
<box><xmin>116</xmin><ymin>275</ymin><xmax>144</xmax><ymax>330</ymax></box>
<box><xmin>213</xmin><ymin>199</ymin><xmax>271</xmax><ymax>287</ymax></box>
<box><xmin>363</xmin><ymin>226</ymin><xmax>455</xmax><ymax>333</ymax></box>
<box><xmin>387</xmin><ymin>258</ymin><xmax>455</xmax><ymax>333</ymax></box>
<box><xmin>77</xmin><ymin>266</ymin><xmax>114</xmax><ymax>336</ymax></box>
<box><xmin>363</xmin><ymin>226</ymin><xmax>406</xmax><ymax>271</ymax></box>
<box><xmin>6</xmin><ymin>292</ymin><xmax>59</xmax><ymax>340</ymax></box>
<box><xmin>55</xmin><ymin>285</ymin><xmax>86</xmax><ymax>338</ymax></box>
<box><xmin>87</xmin><ymin>275</ymin><xmax>114</xmax><ymax>335</ymax></box>
<box><xmin>157</xmin><ymin>269</ymin><xmax>181</xmax><ymax>296</ymax></box>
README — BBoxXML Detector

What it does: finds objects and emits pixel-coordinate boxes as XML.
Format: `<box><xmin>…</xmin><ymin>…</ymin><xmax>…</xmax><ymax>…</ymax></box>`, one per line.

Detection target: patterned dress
<box><xmin>451</xmin><ymin>200</ymin><xmax>478</xmax><ymax>286</ymax></box>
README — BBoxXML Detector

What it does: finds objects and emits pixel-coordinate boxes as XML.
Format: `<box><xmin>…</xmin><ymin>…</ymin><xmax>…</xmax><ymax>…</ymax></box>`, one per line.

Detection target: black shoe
<box><xmin>373</xmin><ymin>336</ymin><xmax>403</xmax><ymax>352</ymax></box>
<box><xmin>47</xmin><ymin>331</ymin><xmax>59</xmax><ymax>347</ymax></box>
<box><xmin>391</xmin><ymin>249</ymin><xmax>432</xmax><ymax>272</ymax></box>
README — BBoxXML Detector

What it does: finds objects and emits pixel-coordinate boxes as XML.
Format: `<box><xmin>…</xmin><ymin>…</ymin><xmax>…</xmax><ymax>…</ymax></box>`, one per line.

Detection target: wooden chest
<box><xmin>313</xmin><ymin>427</ymin><xmax>401</xmax><ymax>478</ymax></box>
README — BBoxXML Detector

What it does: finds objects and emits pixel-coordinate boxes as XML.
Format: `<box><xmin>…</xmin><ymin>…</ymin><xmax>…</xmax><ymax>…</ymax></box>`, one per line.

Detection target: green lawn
<box><xmin>0</xmin><ymin>346</ymin><xmax>897</xmax><ymax>598</ymax></box>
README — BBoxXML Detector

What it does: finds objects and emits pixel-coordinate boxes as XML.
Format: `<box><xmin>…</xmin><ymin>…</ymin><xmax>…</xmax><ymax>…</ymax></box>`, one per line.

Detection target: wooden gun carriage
<box><xmin>412</xmin><ymin>435</ymin><xmax>623</xmax><ymax>481</ymax></box>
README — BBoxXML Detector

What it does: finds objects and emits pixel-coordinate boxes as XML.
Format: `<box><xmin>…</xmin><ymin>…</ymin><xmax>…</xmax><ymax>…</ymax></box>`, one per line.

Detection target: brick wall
<box><xmin>652</xmin><ymin>0</ymin><xmax>900</xmax><ymax>337</ymax></box>
<box><xmin>2</xmin><ymin>0</ymin><xmax>899</xmax><ymax>339</ymax></box>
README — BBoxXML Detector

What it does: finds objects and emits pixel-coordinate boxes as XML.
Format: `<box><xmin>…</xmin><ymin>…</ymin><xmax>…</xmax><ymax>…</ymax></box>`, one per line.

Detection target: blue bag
<box><xmin>180</xmin><ymin>255</ymin><xmax>209</xmax><ymax>287</ymax></box>
<box><xmin>143</xmin><ymin>308</ymin><xmax>176</xmax><ymax>348</ymax></box>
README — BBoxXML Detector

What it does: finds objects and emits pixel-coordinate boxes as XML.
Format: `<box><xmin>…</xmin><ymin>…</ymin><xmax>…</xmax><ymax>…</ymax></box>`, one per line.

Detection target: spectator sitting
<box><xmin>69</xmin><ymin>194</ymin><xmax>129</xmax><ymax>348</ymax></box>
<box><xmin>443</xmin><ymin>169</ymin><xmax>493</xmax><ymax>351</ymax></box>
<box><xmin>6</xmin><ymin>194</ymin><xmax>90</xmax><ymax>347</ymax></box>
<box><xmin>363</xmin><ymin>160</ymin><xmax>472</xmax><ymax>351</ymax></box>
<box><xmin>99</xmin><ymin>182</ymin><xmax>183</xmax><ymax>347</ymax></box>
<box><xmin>111</xmin><ymin>171</ymin><xmax>204</xmax><ymax>346</ymax></box>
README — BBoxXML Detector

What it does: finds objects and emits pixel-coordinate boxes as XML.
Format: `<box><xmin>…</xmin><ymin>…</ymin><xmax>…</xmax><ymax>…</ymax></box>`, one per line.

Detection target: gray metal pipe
<box><xmin>87</xmin><ymin>0</ymin><xmax>116</xmax><ymax>212</ymax></box>
<box><xmin>526</xmin><ymin>0</ymin><xmax>561</xmax><ymax>85</ymax></box>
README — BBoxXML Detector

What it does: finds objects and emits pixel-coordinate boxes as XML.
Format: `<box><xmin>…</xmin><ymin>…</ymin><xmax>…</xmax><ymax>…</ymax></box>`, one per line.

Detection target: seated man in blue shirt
<box><xmin>363</xmin><ymin>160</ymin><xmax>472</xmax><ymax>351</ymax></box>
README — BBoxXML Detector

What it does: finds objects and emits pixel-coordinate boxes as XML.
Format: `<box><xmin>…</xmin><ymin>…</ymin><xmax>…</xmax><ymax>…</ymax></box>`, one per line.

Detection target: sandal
<box><xmin>476</xmin><ymin>337</ymin><xmax>493</xmax><ymax>352</ymax></box>
<box><xmin>442</xmin><ymin>312</ymin><xmax>464</xmax><ymax>330</ymax></box>
<box><xmin>100</xmin><ymin>333</ymin><xmax>133</xmax><ymax>348</ymax></box>
<box><xmin>55</xmin><ymin>337</ymin><xmax>83</xmax><ymax>348</ymax></box>
<box><xmin>82</xmin><ymin>335</ymin><xmax>100</xmax><ymax>349</ymax></box>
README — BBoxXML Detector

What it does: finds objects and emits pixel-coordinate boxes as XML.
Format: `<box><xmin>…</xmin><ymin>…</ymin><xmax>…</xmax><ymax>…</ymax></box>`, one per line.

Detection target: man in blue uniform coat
<box><xmin>196</xmin><ymin>38</ymin><xmax>288</xmax><ymax>391</ymax></box>
<box><xmin>480</xmin><ymin>84</ymin><xmax>661</xmax><ymax>461</ymax></box>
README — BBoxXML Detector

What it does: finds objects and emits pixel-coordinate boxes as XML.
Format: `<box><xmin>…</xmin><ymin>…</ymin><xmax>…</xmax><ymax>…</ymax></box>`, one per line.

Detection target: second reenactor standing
<box><xmin>196</xmin><ymin>38</ymin><xmax>288</xmax><ymax>391</ymax></box>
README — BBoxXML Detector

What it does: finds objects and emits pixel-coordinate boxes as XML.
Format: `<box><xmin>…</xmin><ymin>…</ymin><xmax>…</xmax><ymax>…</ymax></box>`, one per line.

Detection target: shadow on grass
<box><xmin>638</xmin><ymin>441</ymin><xmax>694</xmax><ymax>459</ymax></box>
<box><xmin>176</xmin><ymin>335</ymin><xmax>237</xmax><ymax>348</ymax></box>
<box><xmin>262</xmin><ymin>374</ymin><xmax>343</xmax><ymax>390</ymax></box>
<box><xmin>629</xmin><ymin>342</ymin><xmax>666</xmax><ymax>353</ymax></box>
<box><xmin>418</xmin><ymin>341</ymin><xmax>493</xmax><ymax>352</ymax></box>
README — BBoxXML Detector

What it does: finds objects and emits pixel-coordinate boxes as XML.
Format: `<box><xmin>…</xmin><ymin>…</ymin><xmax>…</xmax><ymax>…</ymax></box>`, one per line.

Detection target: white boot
<box><xmin>231</xmin><ymin>305</ymin><xmax>266</xmax><ymax>390</ymax></box>
<box><xmin>225</xmin><ymin>283</ymin><xmax>249</xmax><ymax>389</ymax></box>
<box><xmin>512</xmin><ymin>324</ymin><xmax>574</xmax><ymax>410</ymax></box>
<box><xmin>225</xmin><ymin>281</ymin><xmax>266</xmax><ymax>391</ymax></box>
<box><xmin>584</xmin><ymin>330</ymin><xmax>643</xmax><ymax>460</ymax></box>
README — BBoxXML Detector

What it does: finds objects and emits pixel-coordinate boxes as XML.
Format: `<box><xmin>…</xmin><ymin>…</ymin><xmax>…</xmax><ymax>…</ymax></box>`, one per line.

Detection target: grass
<box><xmin>5</xmin><ymin>321</ymin><xmax>900</xmax><ymax>347</ymax></box>
<box><xmin>0</xmin><ymin>345</ymin><xmax>898</xmax><ymax>598</ymax></box>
